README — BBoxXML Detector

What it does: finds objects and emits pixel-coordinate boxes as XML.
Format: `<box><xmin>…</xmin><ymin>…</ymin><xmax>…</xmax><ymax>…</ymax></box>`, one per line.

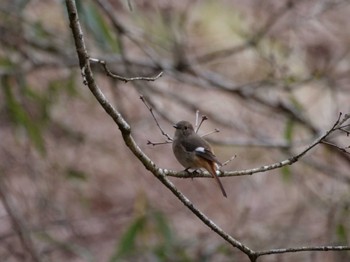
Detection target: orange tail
<box><xmin>205</xmin><ymin>162</ymin><xmax>227</xmax><ymax>198</ymax></box>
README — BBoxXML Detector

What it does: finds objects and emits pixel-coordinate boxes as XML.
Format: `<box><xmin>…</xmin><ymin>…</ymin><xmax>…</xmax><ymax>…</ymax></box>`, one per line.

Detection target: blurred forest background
<box><xmin>1</xmin><ymin>0</ymin><xmax>350</xmax><ymax>261</ymax></box>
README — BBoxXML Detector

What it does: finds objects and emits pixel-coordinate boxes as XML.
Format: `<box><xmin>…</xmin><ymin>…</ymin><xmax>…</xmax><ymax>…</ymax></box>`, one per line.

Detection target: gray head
<box><xmin>173</xmin><ymin>121</ymin><xmax>195</xmax><ymax>137</ymax></box>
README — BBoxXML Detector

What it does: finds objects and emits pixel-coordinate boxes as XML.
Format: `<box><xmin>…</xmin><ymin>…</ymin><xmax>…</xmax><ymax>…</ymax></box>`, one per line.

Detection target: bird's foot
<box><xmin>184</xmin><ymin>168</ymin><xmax>200</xmax><ymax>180</ymax></box>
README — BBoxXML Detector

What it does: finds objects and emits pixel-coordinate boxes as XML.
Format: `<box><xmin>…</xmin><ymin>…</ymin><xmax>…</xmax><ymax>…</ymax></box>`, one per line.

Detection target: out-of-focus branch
<box><xmin>321</xmin><ymin>140</ymin><xmax>350</xmax><ymax>155</ymax></box>
<box><xmin>94</xmin><ymin>0</ymin><xmax>164</xmax><ymax>66</ymax></box>
<box><xmin>194</xmin><ymin>0</ymin><xmax>297</xmax><ymax>64</ymax></box>
<box><xmin>302</xmin><ymin>157</ymin><xmax>350</xmax><ymax>185</ymax></box>
<box><xmin>0</xmin><ymin>178</ymin><xmax>42</xmax><ymax>262</ymax></box>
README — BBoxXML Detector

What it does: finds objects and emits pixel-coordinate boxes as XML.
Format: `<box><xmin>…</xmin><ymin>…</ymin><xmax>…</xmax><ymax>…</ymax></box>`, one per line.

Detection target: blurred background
<box><xmin>1</xmin><ymin>0</ymin><xmax>350</xmax><ymax>261</ymax></box>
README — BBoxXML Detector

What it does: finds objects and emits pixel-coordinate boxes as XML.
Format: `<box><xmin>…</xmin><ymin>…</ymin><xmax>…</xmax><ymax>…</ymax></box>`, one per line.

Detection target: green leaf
<box><xmin>110</xmin><ymin>215</ymin><xmax>147</xmax><ymax>262</ymax></box>
<box><xmin>76</xmin><ymin>1</ymin><xmax>119</xmax><ymax>52</ymax></box>
<box><xmin>30</xmin><ymin>21</ymin><xmax>50</xmax><ymax>39</ymax></box>
<box><xmin>48</xmin><ymin>73</ymin><xmax>78</xmax><ymax>99</ymax></box>
<box><xmin>151</xmin><ymin>210</ymin><xmax>174</xmax><ymax>260</ymax></box>
<box><xmin>65</xmin><ymin>168</ymin><xmax>88</xmax><ymax>181</ymax></box>
<box><xmin>2</xmin><ymin>77</ymin><xmax>46</xmax><ymax>154</ymax></box>
<box><xmin>284</xmin><ymin>118</ymin><xmax>294</xmax><ymax>143</ymax></box>
<box><xmin>281</xmin><ymin>165</ymin><xmax>291</xmax><ymax>182</ymax></box>
<box><xmin>336</xmin><ymin>224</ymin><xmax>348</xmax><ymax>244</ymax></box>
<box><xmin>288</xmin><ymin>95</ymin><xmax>303</xmax><ymax>112</ymax></box>
<box><xmin>153</xmin><ymin>210</ymin><xmax>173</xmax><ymax>244</ymax></box>
<box><xmin>0</xmin><ymin>56</ymin><xmax>14</xmax><ymax>70</ymax></box>
<box><xmin>38</xmin><ymin>232</ymin><xmax>94</xmax><ymax>262</ymax></box>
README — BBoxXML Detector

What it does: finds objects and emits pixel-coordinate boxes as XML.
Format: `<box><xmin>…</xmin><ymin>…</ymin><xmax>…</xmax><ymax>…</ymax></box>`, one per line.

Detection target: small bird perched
<box><xmin>172</xmin><ymin>121</ymin><xmax>227</xmax><ymax>197</ymax></box>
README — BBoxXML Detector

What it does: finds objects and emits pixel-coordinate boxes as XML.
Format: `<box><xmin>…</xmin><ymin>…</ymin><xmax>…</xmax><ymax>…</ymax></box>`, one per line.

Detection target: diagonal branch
<box><xmin>65</xmin><ymin>1</ymin><xmax>350</xmax><ymax>260</ymax></box>
<box><xmin>65</xmin><ymin>1</ymin><xmax>255</xmax><ymax>260</ymax></box>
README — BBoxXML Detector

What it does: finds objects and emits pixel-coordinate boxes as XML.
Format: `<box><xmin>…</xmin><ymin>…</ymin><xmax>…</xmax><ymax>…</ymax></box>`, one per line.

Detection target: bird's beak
<box><xmin>173</xmin><ymin>124</ymin><xmax>179</xmax><ymax>129</ymax></box>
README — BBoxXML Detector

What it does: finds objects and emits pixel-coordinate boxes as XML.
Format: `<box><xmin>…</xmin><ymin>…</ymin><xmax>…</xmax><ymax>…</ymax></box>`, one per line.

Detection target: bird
<box><xmin>172</xmin><ymin>121</ymin><xmax>227</xmax><ymax>197</ymax></box>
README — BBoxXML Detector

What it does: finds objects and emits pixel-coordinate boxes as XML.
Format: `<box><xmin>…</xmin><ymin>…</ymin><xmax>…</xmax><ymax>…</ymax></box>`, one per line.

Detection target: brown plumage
<box><xmin>172</xmin><ymin>121</ymin><xmax>227</xmax><ymax>197</ymax></box>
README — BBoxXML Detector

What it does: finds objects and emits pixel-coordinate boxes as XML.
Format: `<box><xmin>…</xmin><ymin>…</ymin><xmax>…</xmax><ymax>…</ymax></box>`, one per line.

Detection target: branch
<box><xmin>195</xmin><ymin>114</ymin><xmax>208</xmax><ymax>133</ymax></box>
<box><xmin>195</xmin><ymin>110</ymin><xmax>200</xmax><ymax>129</ymax></box>
<box><xmin>89</xmin><ymin>57</ymin><xmax>163</xmax><ymax>82</ymax></box>
<box><xmin>140</xmin><ymin>95</ymin><xmax>173</xmax><ymax>142</ymax></box>
<box><xmin>147</xmin><ymin>140</ymin><xmax>171</xmax><ymax>146</ymax></box>
<box><xmin>0</xmin><ymin>178</ymin><xmax>42</xmax><ymax>262</ymax></box>
<box><xmin>257</xmin><ymin>245</ymin><xmax>350</xmax><ymax>257</ymax></box>
<box><xmin>201</xmin><ymin>128</ymin><xmax>220</xmax><ymax>138</ymax></box>
<box><xmin>65</xmin><ymin>1</ymin><xmax>255</xmax><ymax>260</ymax></box>
<box><xmin>168</xmin><ymin>113</ymin><xmax>350</xmax><ymax>178</ymax></box>
<box><xmin>65</xmin><ymin>1</ymin><xmax>350</xmax><ymax>260</ymax></box>
<box><xmin>320</xmin><ymin>140</ymin><xmax>350</xmax><ymax>155</ymax></box>
<box><xmin>195</xmin><ymin>0</ymin><xmax>296</xmax><ymax>64</ymax></box>
<box><xmin>222</xmin><ymin>155</ymin><xmax>237</xmax><ymax>167</ymax></box>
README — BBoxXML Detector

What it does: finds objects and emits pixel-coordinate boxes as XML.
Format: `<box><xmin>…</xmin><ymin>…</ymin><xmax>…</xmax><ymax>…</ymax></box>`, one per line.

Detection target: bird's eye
<box><xmin>184</xmin><ymin>126</ymin><xmax>188</xmax><ymax>130</ymax></box>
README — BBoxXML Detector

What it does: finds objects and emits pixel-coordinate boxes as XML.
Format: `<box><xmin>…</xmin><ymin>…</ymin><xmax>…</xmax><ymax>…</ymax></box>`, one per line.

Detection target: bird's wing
<box><xmin>181</xmin><ymin>136</ymin><xmax>222</xmax><ymax>166</ymax></box>
<box><xmin>194</xmin><ymin>146</ymin><xmax>222</xmax><ymax>166</ymax></box>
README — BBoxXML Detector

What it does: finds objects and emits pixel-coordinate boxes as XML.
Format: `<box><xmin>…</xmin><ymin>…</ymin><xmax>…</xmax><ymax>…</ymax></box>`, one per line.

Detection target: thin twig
<box><xmin>140</xmin><ymin>95</ymin><xmax>173</xmax><ymax>142</ymax></box>
<box><xmin>201</xmin><ymin>128</ymin><xmax>220</xmax><ymax>138</ymax></box>
<box><xmin>195</xmin><ymin>110</ymin><xmax>200</xmax><ymax>130</ymax></box>
<box><xmin>257</xmin><ymin>245</ymin><xmax>350</xmax><ymax>257</ymax></box>
<box><xmin>195</xmin><ymin>115</ymin><xmax>208</xmax><ymax>133</ymax></box>
<box><xmin>339</xmin><ymin>127</ymin><xmax>350</xmax><ymax>136</ymax></box>
<box><xmin>147</xmin><ymin>140</ymin><xmax>172</xmax><ymax>146</ymax></box>
<box><xmin>222</xmin><ymin>155</ymin><xmax>237</xmax><ymax>167</ymax></box>
<box><xmin>195</xmin><ymin>0</ymin><xmax>296</xmax><ymax>64</ymax></box>
<box><xmin>89</xmin><ymin>57</ymin><xmax>163</xmax><ymax>82</ymax></box>
<box><xmin>320</xmin><ymin>140</ymin><xmax>350</xmax><ymax>155</ymax></box>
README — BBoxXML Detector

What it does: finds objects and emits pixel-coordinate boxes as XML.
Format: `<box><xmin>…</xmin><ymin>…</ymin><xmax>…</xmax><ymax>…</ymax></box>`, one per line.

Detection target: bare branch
<box><xmin>201</xmin><ymin>128</ymin><xmax>220</xmax><ymax>138</ymax></box>
<box><xmin>168</xmin><ymin>113</ymin><xmax>350</xmax><ymax>178</ymax></box>
<box><xmin>195</xmin><ymin>110</ymin><xmax>200</xmax><ymax>129</ymax></box>
<box><xmin>320</xmin><ymin>140</ymin><xmax>350</xmax><ymax>155</ymax></box>
<box><xmin>65</xmin><ymin>1</ymin><xmax>255</xmax><ymax>259</ymax></box>
<box><xmin>221</xmin><ymin>155</ymin><xmax>237</xmax><ymax>167</ymax></box>
<box><xmin>147</xmin><ymin>140</ymin><xmax>172</xmax><ymax>146</ymax></box>
<box><xmin>195</xmin><ymin>114</ymin><xmax>208</xmax><ymax>133</ymax></box>
<box><xmin>257</xmin><ymin>245</ymin><xmax>350</xmax><ymax>257</ymax></box>
<box><xmin>140</xmin><ymin>95</ymin><xmax>173</xmax><ymax>142</ymax></box>
<box><xmin>194</xmin><ymin>0</ymin><xmax>296</xmax><ymax>64</ymax></box>
<box><xmin>89</xmin><ymin>57</ymin><xmax>163</xmax><ymax>82</ymax></box>
<box><xmin>65</xmin><ymin>1</ymin><xmax>350</xmax><ymax>260</ymax></box>
<box><xmin>0</xmin><ymin>179</ymin><xmax>42</xmax><ymax>262</ymax></box>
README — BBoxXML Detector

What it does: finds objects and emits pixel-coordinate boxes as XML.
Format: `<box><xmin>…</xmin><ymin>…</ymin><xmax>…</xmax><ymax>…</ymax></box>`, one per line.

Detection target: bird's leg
<box><xmin>184</xmin><ymin>168</ymin><xmax>199</xmax><ymax>180</ymax></box>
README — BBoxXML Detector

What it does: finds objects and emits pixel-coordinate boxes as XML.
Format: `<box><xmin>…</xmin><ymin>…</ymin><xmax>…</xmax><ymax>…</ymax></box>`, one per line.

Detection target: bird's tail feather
<box><xmin>207</xmin><ymin>162</ymin><xmax>227</xmax><ymax>198</ymax></box>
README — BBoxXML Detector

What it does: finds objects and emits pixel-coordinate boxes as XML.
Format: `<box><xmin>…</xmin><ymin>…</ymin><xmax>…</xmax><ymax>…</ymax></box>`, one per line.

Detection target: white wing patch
<box><xmin>195</xmin><ymin>147</ymin><xmax>206</xmax><ymax>153</ymax></box>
